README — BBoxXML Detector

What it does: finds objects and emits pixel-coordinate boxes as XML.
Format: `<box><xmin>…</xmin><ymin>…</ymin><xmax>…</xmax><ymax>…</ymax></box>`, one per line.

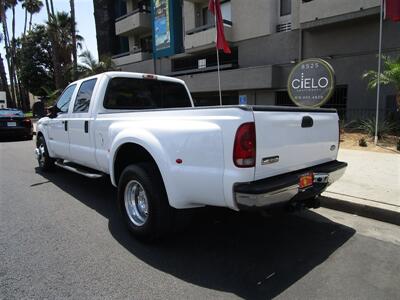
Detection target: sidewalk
<box><xmin>321</xmin><ymin>149</ymin><xmax>400</xmax><ymax>225</ymax></box>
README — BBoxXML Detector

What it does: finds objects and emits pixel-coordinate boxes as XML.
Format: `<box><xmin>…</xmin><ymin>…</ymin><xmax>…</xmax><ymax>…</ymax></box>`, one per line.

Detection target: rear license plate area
<box><xmin>299</xmin><ymin>172</ymin><xmax>314</xmax><ymax>189</ymax></box>
<box><xmin>7</xmin><ymin>122</ymin><xmax>17</xmax><ymax>127</ymax></box>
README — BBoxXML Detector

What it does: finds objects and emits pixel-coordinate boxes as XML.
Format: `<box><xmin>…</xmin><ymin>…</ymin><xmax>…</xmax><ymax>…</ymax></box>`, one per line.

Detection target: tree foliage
<box><xmin>16</xmin><ymin>24</ymin><xmax>55</xmax><ymax>96</ymax></box>
<box><xmin>363</xmin><ymin>56</ymin><xmax>400</xmax><ymax>110</ymax></box>
<box><xmin>78</xmin><ymin>50</ymin><xmax>116</xmax><ymax>77</ymax></box>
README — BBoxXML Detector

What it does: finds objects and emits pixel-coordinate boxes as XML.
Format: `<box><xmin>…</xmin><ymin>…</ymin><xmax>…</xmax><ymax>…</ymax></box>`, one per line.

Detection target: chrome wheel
<box><xmin>124</xmin><ymin>180</ymin><xmax>149</xmax><ymax>226</ymax></box>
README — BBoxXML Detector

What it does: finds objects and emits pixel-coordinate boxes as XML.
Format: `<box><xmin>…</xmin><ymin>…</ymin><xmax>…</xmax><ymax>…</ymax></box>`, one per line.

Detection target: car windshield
<box><xmin>0</xmin><ymin>109</ymin><xmax>24</xmax><ymax>117</ymax></box>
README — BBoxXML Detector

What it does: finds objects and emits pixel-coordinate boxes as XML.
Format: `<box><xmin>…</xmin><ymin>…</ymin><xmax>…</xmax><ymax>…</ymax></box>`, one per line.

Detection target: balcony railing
<box><xmin>184</xmin><ymin>20</ymin><xmax>233</xmax><ymax>52</ymax></box>
<box><xmin>186</xmin><ymin>20</ymin><xmax>233</xmax><ymax>35</ymax></box>
<box><xmin>112</xmin><ymin>48</ymin><xmax>153</xmax><ymax>66</ymax></box>
<box><xmin>115</xmin><ymin>9</ymin><xmax>152</xmax><ymax>36</ymax></box>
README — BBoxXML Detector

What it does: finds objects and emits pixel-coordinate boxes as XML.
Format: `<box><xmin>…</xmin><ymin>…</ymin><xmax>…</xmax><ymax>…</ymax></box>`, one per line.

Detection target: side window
<box><xmin>160</xmin><ymin>81</ymin><xmax>192</xmax><ymax>108</ymax></box>
<box><xmin>73</xmin><ymin>79</ymin><xmax>97</xmax><ymax>113</ymax></box>
<box><xmin>56</xmin><ymin>84</ymin><xmax>77</xmax><ymax>113</ymax></box>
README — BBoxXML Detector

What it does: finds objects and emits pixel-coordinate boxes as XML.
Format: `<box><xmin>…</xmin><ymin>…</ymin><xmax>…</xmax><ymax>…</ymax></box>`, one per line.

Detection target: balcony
<box><xmin>184</xmin><ymin>21</ymin><xmax>233</xmax><ymax>53</ymax></box>
<box><xmin>300</xmin><ymin>0</ymin><xmax>380</xmax><ymax>27</ymax></box>
<box><xmin>112</xmin><ymin>49</ymin><xmax>152</xmax><ymax>66</ymax></box>
<box><xmin>115</xmin><ymin>9</ymin><xmax>152</xmax><ymax>36</ymax></box>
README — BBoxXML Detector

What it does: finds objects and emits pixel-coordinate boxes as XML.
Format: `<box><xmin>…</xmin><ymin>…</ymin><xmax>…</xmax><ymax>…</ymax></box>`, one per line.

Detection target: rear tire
<box><xmin>118</xmin><ymin>162</ymin><xmax>174</xmax><ymax>242</ymax></box>
<box><xmin>36</xmin><ymin>135</ymin><xmax>55</xmax><ymax>171</ymax></box>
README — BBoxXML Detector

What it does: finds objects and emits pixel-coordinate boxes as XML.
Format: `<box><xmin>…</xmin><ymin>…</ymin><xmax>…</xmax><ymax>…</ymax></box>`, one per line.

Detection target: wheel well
<box><xmin>113</xmin><ymin>143</ymin><xmax>160</xmax><ymax>185</ymax></box>
<box><xmin>36</xmin><ymin>131</ymin><xmax>43</xmax><ymax>146</ymax></box>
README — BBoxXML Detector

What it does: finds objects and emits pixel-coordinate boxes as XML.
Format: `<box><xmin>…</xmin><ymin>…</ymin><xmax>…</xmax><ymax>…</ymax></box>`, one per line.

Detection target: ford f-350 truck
<box><xmin>35</xmin><ymin>72</ymin><xmax>347</xmax><ymax>240</ymax></box>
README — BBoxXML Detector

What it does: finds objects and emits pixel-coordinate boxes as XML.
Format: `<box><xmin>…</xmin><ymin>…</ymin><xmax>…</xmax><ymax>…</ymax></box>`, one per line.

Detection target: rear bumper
<box><xmin>0</xmin><ymin>127</ymin><xmax>32</xmax><ymax>138</ymax></box>
<box><xmin>234</xmin><ymin>160</ymin><xmax>347</xmax><ymax>210</ymax></box>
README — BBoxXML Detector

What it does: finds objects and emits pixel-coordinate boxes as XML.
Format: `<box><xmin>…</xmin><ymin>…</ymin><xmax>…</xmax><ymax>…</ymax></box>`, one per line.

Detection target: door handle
<box><xmin>84</xmin><ymin>121</ymin><xmax>89</xmax><ymax>133</ymax></box>
<box><xmin>64</xmin><ymin>120</ymin><xmax>68</xmax><ymax>131</ymax></box>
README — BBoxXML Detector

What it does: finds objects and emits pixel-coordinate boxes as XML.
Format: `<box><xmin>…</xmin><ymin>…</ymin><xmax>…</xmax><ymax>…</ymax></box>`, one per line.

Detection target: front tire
<box><xmin>118</xmin><ymin>163</ymin><xmax>174</xmax><ymax>241</ymax></box>
<box><xmin>36</xmin><ymin>135</ymin><xmax>55</xmax><ymax>171</ymax></box>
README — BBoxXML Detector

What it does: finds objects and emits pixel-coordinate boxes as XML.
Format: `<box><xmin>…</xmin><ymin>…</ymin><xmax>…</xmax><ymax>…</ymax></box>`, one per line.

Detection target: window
<box><xmin>201</xmin><ymin>0</ymin><xmax>231</xmax><ymax>26</ymax></box>
<box><xmin>103</xmin><ymin>78</ymin><xmax>192</xmax><ymax>110</ymax></box>
<box><xmin>202</xmin><ymin>7</ymin><xmax>214</xmax><ymax>26</ymax></box>
<box><xmin>280</xmin><ymin>0</ymin><xmax>291</xmax><ymax>16</ymax></box>
<box><xmin>220</xmin><ymin>1</ymin><xmax>232</xmax><ymax>22</ymax></box>
<box><xmin>73</xmin><ymin>79</ymin><xmax>97</xmax><ymax>113</ymax></box>
<box><xmin>56</xmin><ymin>84</ymin><xmax>76</xmax><ymax>113</ymax></box>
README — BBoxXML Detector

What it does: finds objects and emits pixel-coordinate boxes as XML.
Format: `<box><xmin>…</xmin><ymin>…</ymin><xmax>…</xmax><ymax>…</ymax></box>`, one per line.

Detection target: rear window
<box><xmin>103</xmin><ymin>77</ymin><xmax>191</xmax><ymax>110</ymax></box>
<box><xmin>0</xmin><ymin>109</ymin><xmax>24</xmax><ymax>117</ymax></box>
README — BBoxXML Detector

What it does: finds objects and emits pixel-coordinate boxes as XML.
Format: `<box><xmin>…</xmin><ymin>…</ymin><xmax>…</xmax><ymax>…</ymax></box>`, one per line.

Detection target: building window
<box><xmin>280</xmin><ymin>0</ymin><xmax>291</xmax><ymax>16</ymax></box>
<box><xmin>201</xmin><ymin>0</ymin><xmax>231</xmax><ymax>26</ymax></box>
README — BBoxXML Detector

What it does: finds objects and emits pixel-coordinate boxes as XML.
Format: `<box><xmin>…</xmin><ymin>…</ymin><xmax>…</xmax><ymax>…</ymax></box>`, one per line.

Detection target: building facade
<box><xmin>94</xmin><ymin>0</ymin><xmax>400</xmax><ymax>121</ymax></box>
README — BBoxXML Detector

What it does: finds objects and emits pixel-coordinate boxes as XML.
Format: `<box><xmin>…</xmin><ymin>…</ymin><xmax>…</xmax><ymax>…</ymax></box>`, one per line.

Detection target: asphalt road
<box><xmin>1</xmin><ymin>139</ymin><xmax>400</xmax><ymax>299</ymax></box>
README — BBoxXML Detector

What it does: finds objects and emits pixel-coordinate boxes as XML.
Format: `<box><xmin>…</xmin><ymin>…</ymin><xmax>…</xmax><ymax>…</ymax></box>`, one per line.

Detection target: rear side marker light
<box><xmin>233</xmin><ymin>122</ymin><xmax>256</xmax><ymax>168</ymax></box>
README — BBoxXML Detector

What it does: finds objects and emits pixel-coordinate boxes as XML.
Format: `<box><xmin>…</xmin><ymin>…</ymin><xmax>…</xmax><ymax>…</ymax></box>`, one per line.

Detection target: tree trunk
<box><xmin>29</xmin><ymin>13</ymin><xmax>33</xmax><ymax>31</ymax></box>
<box><xmin>11</xmin><ymin>5</ymin><xmax>22</xmax><ymax>108</ymax></box>
<box><xmin>0</xmin><ymin>52</ymin><xmax>12</xmax><ymax>107</ymax></box>
<box><xmin>70</xmin><ymin>0</ymin><xmax>78</xmax><ymax>80</ymax></box>
<box><xmin>0</xmin><ymin>2</ymin><xmax>17</xmax><ymax>107</ymax></box>
<box><xmin>396</xmin><ymin>91</ymin><xmax>400</xmax><ymax>112</ymax></box>
<box><xmin>23</xmin><ymin>8</ymin><xmax>28</xmax><ymax>36</ymax></box>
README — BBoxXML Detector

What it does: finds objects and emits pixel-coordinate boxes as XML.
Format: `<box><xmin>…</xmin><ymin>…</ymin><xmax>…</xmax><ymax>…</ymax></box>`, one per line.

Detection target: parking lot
<box><xmin>1</xmin><ymin>139</ymin><xmax>400</xmax><ymax>299</ymax></box>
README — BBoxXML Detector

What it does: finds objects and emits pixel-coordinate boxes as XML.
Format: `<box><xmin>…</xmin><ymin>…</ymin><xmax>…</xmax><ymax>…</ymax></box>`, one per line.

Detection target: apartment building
<box><xmin>93</xmin><ymin>0</ymin><xmax>400</xmax><ymax>120</ymax></box>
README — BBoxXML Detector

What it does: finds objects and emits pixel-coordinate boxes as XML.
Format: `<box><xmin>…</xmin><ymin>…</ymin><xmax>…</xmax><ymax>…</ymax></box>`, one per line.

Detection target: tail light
<box><xmin>23</xmin><ymin>118</ymin><xmax>32</xmax><ymax>128</ymax></box>
<box><xmin>233</xmin><ymin>122</ymin><xmax>256</xmax><ymax>168</ymax></box>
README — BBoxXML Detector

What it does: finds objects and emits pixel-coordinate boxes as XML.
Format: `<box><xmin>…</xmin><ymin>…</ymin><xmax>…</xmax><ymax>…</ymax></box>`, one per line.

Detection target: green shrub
<box><xmin>357</xmin><ymin>118</ymin><xmax>398</xmax><ymax>140</ymax></box>
<box><xmin>359</xmin><ymin>137</ymin><xmax>368</xmax><ymax>147</ymax></box>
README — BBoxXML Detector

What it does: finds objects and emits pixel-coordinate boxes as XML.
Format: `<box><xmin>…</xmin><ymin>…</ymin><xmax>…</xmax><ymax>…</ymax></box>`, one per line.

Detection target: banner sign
<box><xmin>287</xmin><ymin>58</ymin><xmax>336</xmax><ymax>108</ymax></box>
<box><xmin>152</xmin><ymin>0</ymin><xmax>183</xmax><ymax>58</ymax></box>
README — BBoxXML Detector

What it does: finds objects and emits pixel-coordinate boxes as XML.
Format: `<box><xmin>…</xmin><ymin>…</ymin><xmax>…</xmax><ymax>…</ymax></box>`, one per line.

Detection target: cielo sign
<box><xmin>288</xmin><ymin>58</ymin><xmax>335</xmax><ymax>108</ymax></box>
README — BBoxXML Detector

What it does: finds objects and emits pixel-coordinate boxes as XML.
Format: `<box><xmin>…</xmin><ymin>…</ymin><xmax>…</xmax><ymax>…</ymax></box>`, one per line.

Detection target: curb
<box><xmin>320</xmin><ymin>196</ymin><xmax>400</xmax><ymax>226</ymax></box>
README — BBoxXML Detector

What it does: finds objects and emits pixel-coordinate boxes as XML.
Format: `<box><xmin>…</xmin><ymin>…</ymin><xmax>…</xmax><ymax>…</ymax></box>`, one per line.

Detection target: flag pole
<box><xmin>375</xmin><ymin>0</ymin><xmax>384</xmax><ymax>145</ymax></box>
<box><xmin>214</xmin><ymin>0</ymin><xmax>223</xmax><ymax>106</ymax></box>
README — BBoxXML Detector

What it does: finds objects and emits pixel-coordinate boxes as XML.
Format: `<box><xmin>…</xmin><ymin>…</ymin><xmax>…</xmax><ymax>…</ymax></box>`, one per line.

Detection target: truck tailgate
<box><xmin>252</xmin><ymin>107</ymin><xmax>339</xmax><ymax>181</ymax></box>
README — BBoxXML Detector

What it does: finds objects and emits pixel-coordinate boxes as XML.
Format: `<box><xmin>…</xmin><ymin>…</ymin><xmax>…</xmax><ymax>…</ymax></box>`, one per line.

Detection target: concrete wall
<box><xmin>303</xmin><ymin>17</ymin><xmax>400</xmax><ymax>112</ymax></box>
<box><xmin>230</xmin><ymin>0</ymin><xmax>278</xmax><ymax>41</ymax></box>
<box><xmin>300</xmin><ymin>0</ymin><xmax>380</xmax><ymax>24</ymax></box>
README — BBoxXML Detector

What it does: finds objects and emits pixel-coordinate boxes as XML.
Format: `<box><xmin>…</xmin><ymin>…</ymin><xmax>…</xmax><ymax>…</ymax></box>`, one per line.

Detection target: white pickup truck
<box><xmin>35</xmin><ymin>72</ymin><xmax>347</xmax><ymax>240</ymax></box>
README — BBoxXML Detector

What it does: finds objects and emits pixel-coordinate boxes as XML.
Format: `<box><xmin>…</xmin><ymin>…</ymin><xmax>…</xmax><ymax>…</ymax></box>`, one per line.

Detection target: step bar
<box><xmin>55</xmin><ymin>161</ymin><xmax>104</xmax><ymax>179</ymax></box>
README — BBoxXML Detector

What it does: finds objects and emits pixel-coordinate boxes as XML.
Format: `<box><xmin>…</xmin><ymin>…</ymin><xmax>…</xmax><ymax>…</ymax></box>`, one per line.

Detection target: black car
<box><xmin>0</xmin><ymin>109</ymin><xmax>33</xmax><ymax>140</ymax></box>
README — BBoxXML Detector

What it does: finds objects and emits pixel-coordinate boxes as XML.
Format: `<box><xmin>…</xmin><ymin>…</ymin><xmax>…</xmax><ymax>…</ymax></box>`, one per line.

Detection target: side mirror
<box><xmin>47</xmin><ymin>105</ymin><xmax>60</xmax><ymax>118</ymax></box>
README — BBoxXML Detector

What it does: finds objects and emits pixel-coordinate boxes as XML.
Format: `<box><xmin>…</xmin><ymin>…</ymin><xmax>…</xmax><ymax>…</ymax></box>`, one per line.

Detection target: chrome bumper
<box><xmin>234</xmin><ymin>161</ymin><xmax>347</xmax><ymax>210</ymax></box>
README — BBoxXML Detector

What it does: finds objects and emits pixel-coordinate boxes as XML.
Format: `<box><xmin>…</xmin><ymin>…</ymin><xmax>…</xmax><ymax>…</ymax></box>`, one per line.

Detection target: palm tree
<box><xmin>21</xmin><ymin>0</ymin><xmax>43</xmax><ymax>34</ymax></box>
<box><xmin>0</xmin><ymin>33</ymin><xmax>13</xmax><ymax>107</ymax></box>
<box><xmin>78</xmin><ymin>50</ymin><xmax>116</xmax><ymax>77</ymax></box>
<box><xmin>69</xmin><ymin>0</ymin><xmax>77</xmax><ymax>80</ymax></box>
<box><xmin>44</xmin><ymin>0</ymin><xmax>62</xmax><ymax>89</ymax></box>
<box><xmin>363</xmin><ymin>56</ymin><xmax>400</xmax><ymax>111</ymax></box>
<box><xmin>46</xmin><ymin>12</ymin><xmax>83</xmax><ymax>68</ymax></box>
<box><xmin>0</xmin><ymin>0</ymin><xmax>19</xmax><ymax>107</ymax></box>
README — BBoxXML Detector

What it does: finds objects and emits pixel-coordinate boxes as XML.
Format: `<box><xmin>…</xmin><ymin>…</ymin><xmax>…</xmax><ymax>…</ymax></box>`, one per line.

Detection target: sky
<box><xmin>1</xmin><ymin>0</ymin><xmax>98</xmax><ymax>79</ymax></box>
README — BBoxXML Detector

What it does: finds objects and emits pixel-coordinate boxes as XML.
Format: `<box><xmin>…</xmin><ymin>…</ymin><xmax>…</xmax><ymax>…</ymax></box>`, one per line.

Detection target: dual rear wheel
<box><xmin>118</xmin><ymin>163</ymin><xmax>174</xmax><ymax>241</ymax></box>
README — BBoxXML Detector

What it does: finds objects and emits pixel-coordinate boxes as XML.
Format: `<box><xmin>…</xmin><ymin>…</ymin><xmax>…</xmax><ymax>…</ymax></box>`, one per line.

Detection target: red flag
<box><xmin>208</xmin><ymin>0</ymin><xmax>231</xmax><ymax>54</ymax></box>
<box><xmin>386</xmin><ymin>0</ymin><xmax>400</xmax><ymax>21</ymax></box>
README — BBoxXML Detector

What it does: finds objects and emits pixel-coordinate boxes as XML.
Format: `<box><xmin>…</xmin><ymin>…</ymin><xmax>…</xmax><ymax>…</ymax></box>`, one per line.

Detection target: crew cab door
<box><xmin>68</xmin><ymin>78</ymin><xmax>98</xmax><ymax>169</ymax></box>
<box><xmin>47</xmin><ymin>84</ymin><xmax>77</xmax><ymax>159</ymax></box>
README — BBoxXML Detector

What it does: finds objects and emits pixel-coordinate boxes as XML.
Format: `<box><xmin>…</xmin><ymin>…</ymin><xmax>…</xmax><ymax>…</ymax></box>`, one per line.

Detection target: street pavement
<box><xmin>1</xmin><ymin>139</ymin><xmax>400</xmax><ymax>299</ymax></box>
